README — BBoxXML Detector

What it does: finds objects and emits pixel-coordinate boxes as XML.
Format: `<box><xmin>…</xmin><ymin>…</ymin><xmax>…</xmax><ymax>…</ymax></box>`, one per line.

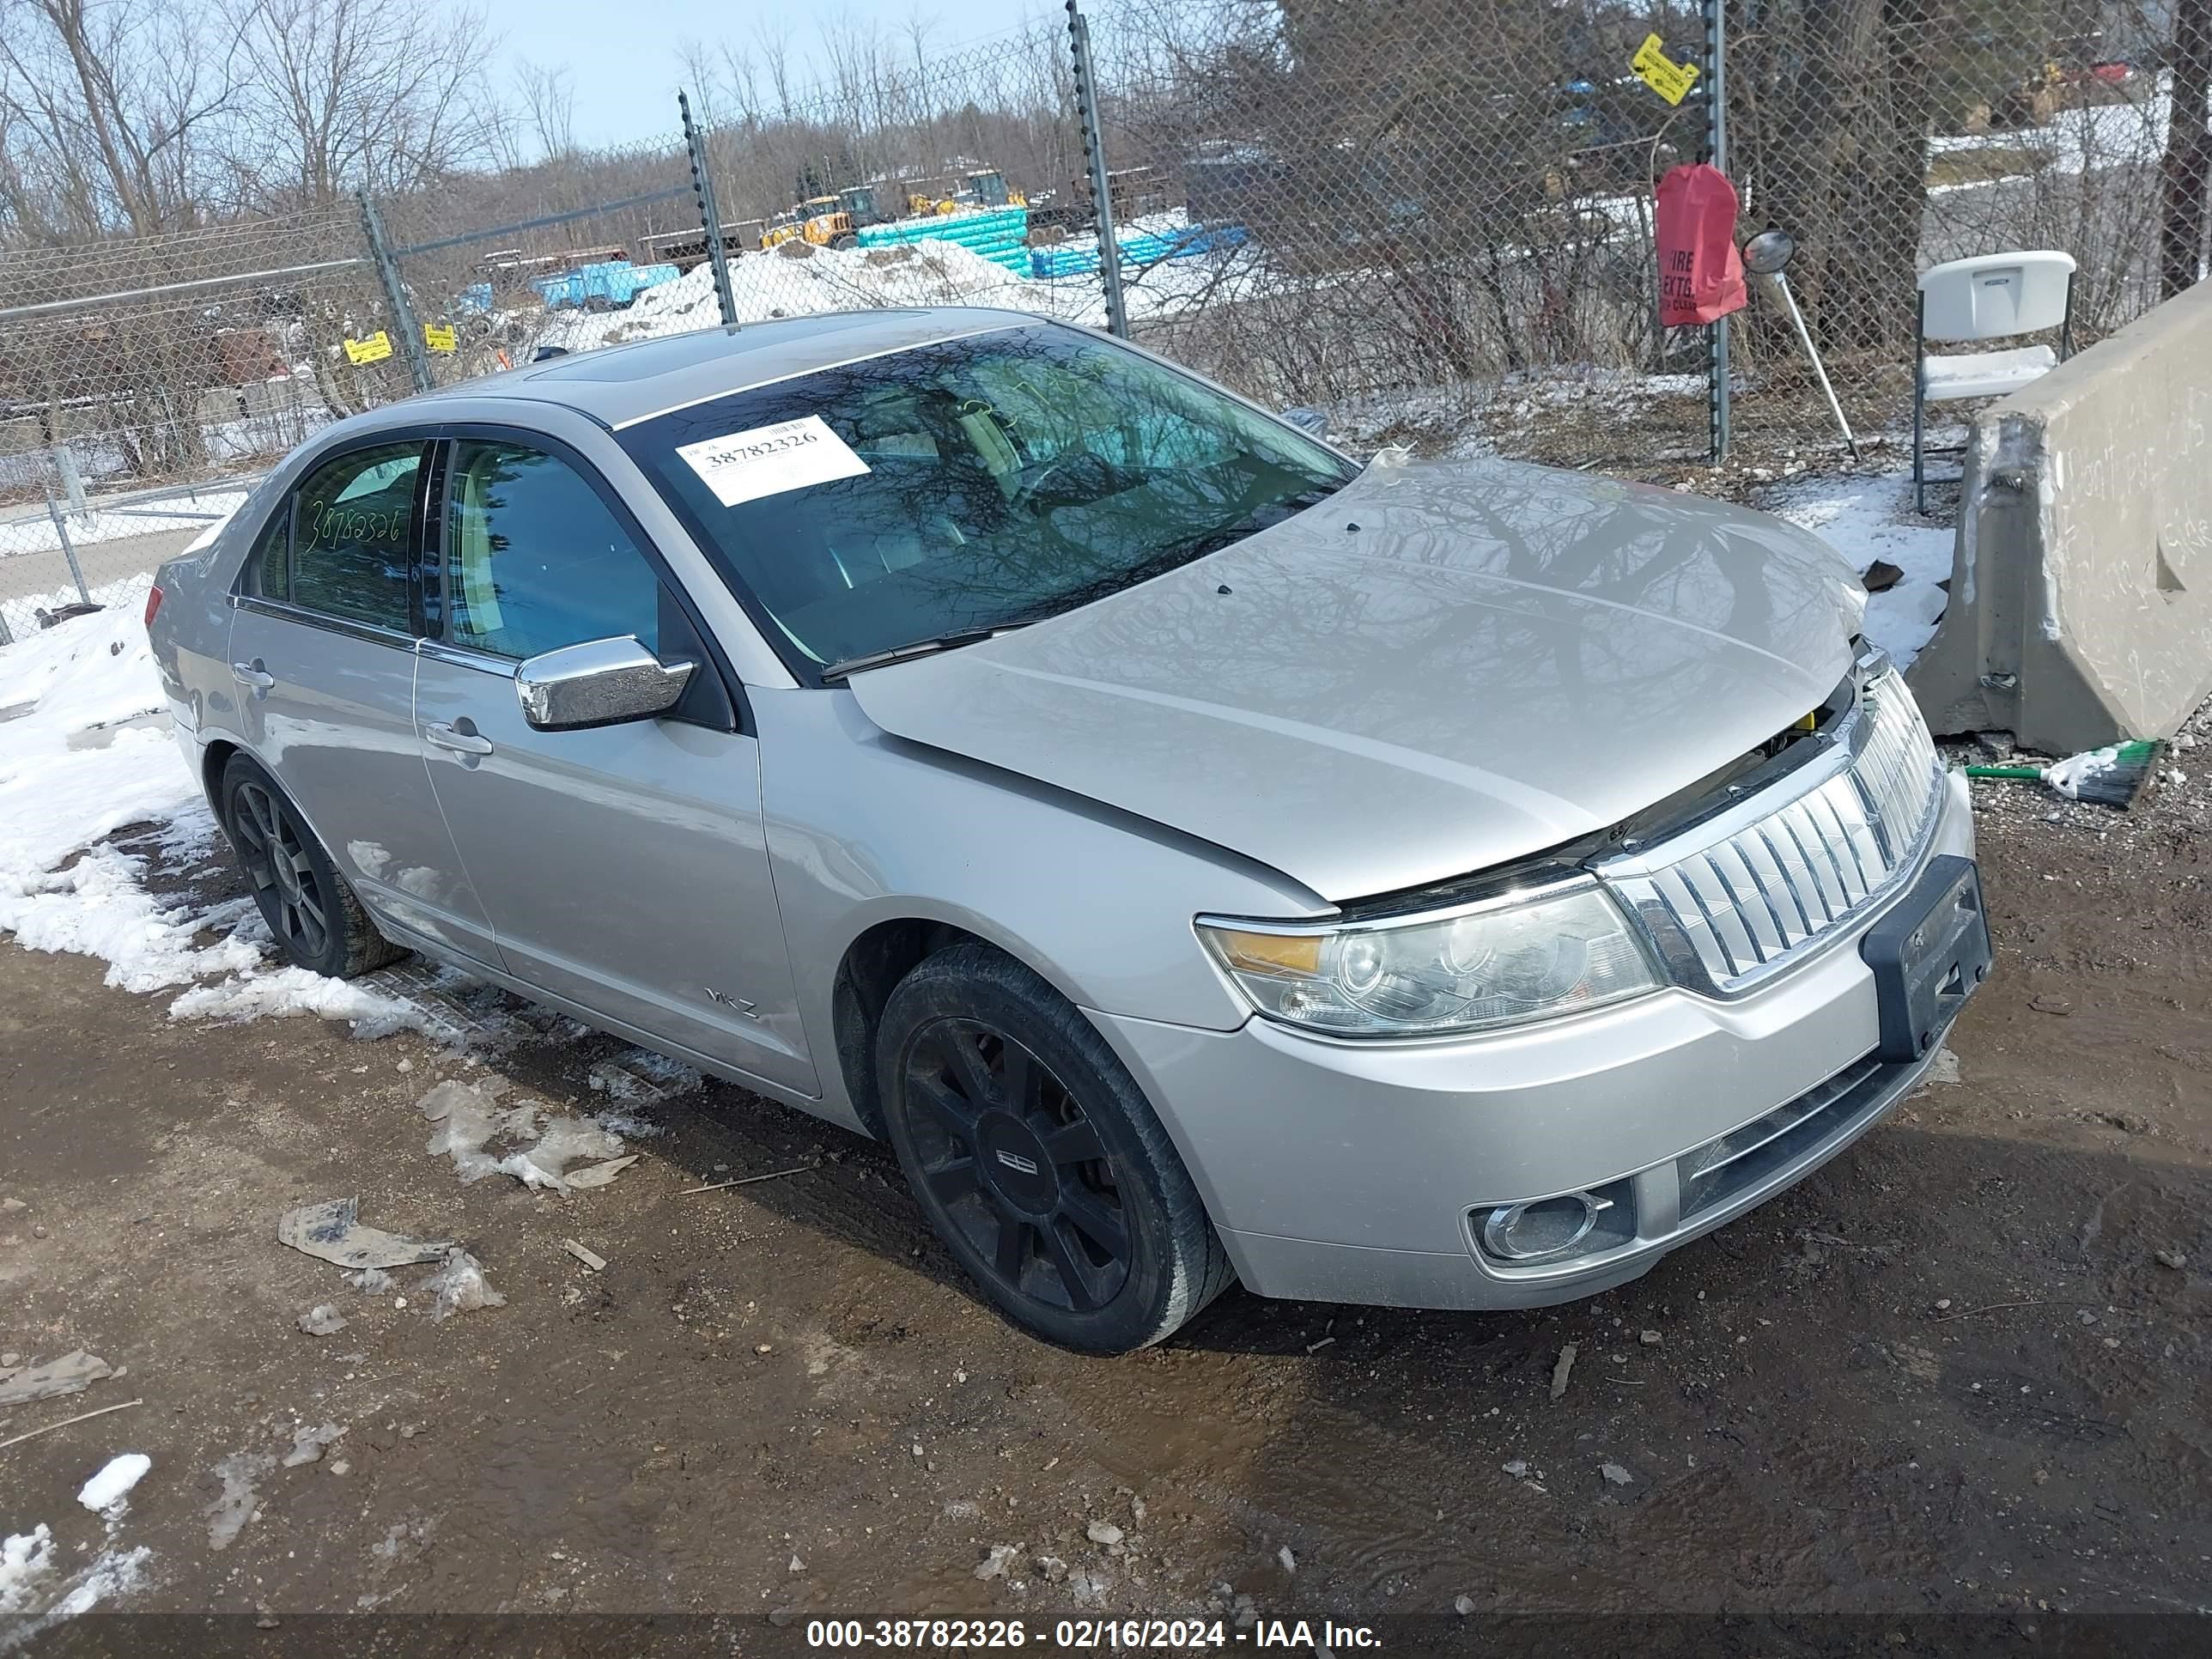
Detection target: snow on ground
<box><xmin>0</xmin><ymin>597</ymin><xmax>707</xmax><ymax>1084</ymax></box>
<box><xmin>0</xmin><ymin>1528</ymin><xmax>53</xmax><ymax>1617</ymax></box>
<box><xmin>1928</xmin><ymin>74</ymin><xmax>2185</xmax><ymax>181</ymax></box>
<box><xmin>0</xmin><ymin>598</ymin><xmax>428</xmax><ymax>1034</ymax></box>
<box><xmin>0</xmin><ymin>1519</ymin><xmax>153</xmax><ymax>1644</ymax></box>
<box><xmin>76</xmin><ymin>1455</ymin><xmax>151</xmax><ymax>1522</ymax></box>
<box><xmin>535</xmin><ymin>239</ymin><xmax>1093</xmax><ymax>353</ymax></box>
<box><xmin>532</xmin><ymin>229</ymin><xmax>1270</xmax><ymax>355</ymax></box>
<box><xmin>1757</xmin><ymin>470</ymin><xmax>1954</xmax><ymax>670</ymax></box>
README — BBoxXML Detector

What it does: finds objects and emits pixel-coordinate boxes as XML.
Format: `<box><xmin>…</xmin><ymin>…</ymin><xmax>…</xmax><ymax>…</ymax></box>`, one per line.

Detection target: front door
<box><xmin>410</xmin><ymin>434</ymin><xmax>816</xmax><ymax>1094</ymax></box>
<box><xmin>227</xmin><ymin>439</ymin><xmax>497</xmax><ymax>963</ymax></box>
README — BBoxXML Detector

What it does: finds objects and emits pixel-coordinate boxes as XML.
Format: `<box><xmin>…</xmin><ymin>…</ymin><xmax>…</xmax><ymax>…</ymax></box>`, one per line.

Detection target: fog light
<box><xmin>1481</xmin><ymin>1192</ymin><xmax>1609</xmax><ymax>1262</ymax></box>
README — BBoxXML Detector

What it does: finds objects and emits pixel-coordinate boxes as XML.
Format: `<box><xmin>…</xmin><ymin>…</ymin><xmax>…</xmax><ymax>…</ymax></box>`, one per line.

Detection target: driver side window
<box><xmin>442</xmin><ymin>441</ymin><xmax>662</xmax><ymax>660</ymax></box>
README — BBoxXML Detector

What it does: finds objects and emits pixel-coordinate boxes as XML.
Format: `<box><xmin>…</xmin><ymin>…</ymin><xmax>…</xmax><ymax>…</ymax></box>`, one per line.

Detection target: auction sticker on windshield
<box><xmin>677</xmin><ymin>416</ymin><xmax>871</xmax><ymax>507</ymax></box>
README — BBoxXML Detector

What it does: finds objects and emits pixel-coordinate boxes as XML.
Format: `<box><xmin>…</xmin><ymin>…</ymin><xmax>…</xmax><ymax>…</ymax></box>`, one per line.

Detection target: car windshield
<box><xmin>618</xmin><ymin>323</ymin><xmax>1358</xmax><ymax>672</ymax></box>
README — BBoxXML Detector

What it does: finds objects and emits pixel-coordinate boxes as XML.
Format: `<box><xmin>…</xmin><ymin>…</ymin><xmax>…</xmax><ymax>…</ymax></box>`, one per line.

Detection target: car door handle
<box><xmin>231</xmin><ymin>661</ymin><xmax>275</xmax><ymax>691</ymax></box>
<box><xmin>425</xmin><ymin>721</ymin><xmax>494</xmax><ymax>757</ymax></box>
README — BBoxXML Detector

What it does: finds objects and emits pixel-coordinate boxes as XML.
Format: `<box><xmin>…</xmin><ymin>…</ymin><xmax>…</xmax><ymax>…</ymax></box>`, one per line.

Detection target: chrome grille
<box><xmin>1601</xmin><ymin>676</ymin><xmax>1943</xmax><ymax>995</ymax></box>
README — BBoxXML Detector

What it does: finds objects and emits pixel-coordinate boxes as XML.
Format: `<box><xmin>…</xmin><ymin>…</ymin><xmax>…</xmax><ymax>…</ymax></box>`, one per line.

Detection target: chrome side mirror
<box><xmin>1281</xmin><ymin>405</ymin><xmax>1330</xmax><ymax>438</ymax></box>
<box><xmin>514</xmin><ymin>636</ymin><xmax>692</xmax><ymax>732</ymax></box>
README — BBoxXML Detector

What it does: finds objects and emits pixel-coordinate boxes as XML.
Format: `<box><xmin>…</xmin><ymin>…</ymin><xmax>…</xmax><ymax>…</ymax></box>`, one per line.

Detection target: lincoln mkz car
<box><xmin>147</xmin><ymin>310</ymin><xmax>1990</xmax><ymax>1352</ymax></box>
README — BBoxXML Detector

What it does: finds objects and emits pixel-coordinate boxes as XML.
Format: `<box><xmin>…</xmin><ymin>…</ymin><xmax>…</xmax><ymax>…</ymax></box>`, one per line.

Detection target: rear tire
<box><xmin>219</xmin><ymin>754</ymin><xmax>404</xmax><ymax>980</ymax></box>
<box><xmin>877</xmin><ymin>944</ymin><xmax>1234</xmax><ymax>1353</ymax></box>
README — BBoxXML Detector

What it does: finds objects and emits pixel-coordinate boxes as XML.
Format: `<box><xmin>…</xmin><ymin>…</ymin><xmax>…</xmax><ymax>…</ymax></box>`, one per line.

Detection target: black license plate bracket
<box><xmin>1858</xmin><ymin>854</ymin><xmax>1991</xmax><ymax>1064</ymax></box>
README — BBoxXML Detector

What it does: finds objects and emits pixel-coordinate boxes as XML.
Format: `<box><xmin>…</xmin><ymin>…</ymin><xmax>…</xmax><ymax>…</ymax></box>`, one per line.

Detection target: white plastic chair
<box><xmin>1915</xmin><ymin>250</ymin><xmax>2075</xmax><ymax>511</ymax></box>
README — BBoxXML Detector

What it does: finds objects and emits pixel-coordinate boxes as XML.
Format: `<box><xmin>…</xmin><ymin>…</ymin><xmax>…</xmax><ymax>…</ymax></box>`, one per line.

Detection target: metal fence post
<box><xmin>46</xmin><ymin>489</ymin><xmax>90</xmax><ymax>605</ymax></box>
<box><xmin>1067</xmin><ymin>2</ymin><xmax>1129</xmax><ymax>340</ymax></box>
<box><xmin>680</xmin><ymin>90</ymin><xmax>739</xmax><ymax>330</ymax></box>
<box><xmin>54</xmin><ymin>444</ymin><xmax>85</xmax><ymax>516</ymax></box>
<box><xmin>357</xmin><ymin>189</ymin><xmax>434</xmax><ymax>395</ymax></box>
<box><xmin>1704</xmin><ymin>0</ymin><xmax>1730</xmax><ymax>462</ymax></box>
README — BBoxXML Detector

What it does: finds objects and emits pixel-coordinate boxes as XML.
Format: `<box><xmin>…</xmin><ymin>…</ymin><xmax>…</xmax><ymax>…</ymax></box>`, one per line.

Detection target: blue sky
<box><xmin>477</xmin><ymin>0</ymin><xmax>1051</xmax><ymax>148</ymax></box>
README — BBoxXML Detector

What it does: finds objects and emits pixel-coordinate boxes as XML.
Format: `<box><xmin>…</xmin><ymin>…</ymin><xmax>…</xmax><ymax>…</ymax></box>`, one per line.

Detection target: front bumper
<box><xmin>1090</xmin><ymin>770</ymin><xmax>1978</xmax><ymax>1311</ymax></box>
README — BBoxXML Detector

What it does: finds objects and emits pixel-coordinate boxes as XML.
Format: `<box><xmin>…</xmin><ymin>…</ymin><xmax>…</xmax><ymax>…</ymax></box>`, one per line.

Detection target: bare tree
<box><xmin>222</xmin><ymin>0</ymin><xmax>506</xmax><ymax>213</ymax></box>
<box><xmin>0</xmin><ymin>0</ymin><xmax>249</xmax><ymax>237</ymax></box>
<box><xmin>755</xmin><ymin>16</ymin><xmax>798</xmax><ymax>124</ymax></box>
<box><xmin>515</xmin><ymin>58</ymin><xmax>578</xmax><ymax>162</ymax></box>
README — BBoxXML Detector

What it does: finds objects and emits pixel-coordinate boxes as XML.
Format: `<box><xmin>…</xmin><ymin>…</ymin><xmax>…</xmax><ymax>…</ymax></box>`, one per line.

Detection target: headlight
<box><xmin>1196</xmin><ymin>881</ymin><xmax>1661</xmax><ymax>1038</ymax></box>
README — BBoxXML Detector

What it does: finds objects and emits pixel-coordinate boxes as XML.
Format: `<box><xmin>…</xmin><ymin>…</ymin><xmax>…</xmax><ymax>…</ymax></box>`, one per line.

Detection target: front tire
<box><xmin>220</xmin><ymin>755</ymin><xmax>404</xmax><ymax>980</ymax></box>
<box><xmin>877</xmin><ymin>944</ymin><xmax>1234</xmax><ymax>1353</ymax></box>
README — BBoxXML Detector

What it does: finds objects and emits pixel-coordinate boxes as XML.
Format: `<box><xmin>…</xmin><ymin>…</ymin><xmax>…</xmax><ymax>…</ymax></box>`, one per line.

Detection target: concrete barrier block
<box><xmin>1908</xmin><ymin>278</ymin><xmax>2212</xmax><ymax>756</ymax></box>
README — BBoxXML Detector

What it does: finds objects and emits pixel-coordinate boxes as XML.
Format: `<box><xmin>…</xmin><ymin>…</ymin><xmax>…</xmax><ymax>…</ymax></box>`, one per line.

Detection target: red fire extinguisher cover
<box><xmin>1656</xmin><ymin>163</ymin><xmax>1747</xmax><ymax>326</ymax></box>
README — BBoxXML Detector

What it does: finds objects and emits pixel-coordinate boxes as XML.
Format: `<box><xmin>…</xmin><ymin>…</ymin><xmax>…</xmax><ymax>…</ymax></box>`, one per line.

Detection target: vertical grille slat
<box><xmin>1802</xmin><ymin>784</ymin><xmax>1872</xmax><ymax>902</ymax></box>
<box><xmin>1604</xmin><ymin>679</ymin><xmax>1944</xmax><ymax>995</ymax></box>
<box><xmin>1648</xmin><ymin>867</ymin><xmax>1731</xmax><ymax>981</ymax></box>
<box><xmin>1776</xmin><ymin>799</ymin><xmax>1847</xmax><ymax>921</ymax></box>
<box><xmin>1708</xmin><ymin>841</ymin><xmax>1786</xmax><ymax>960</ymax></box>
<box><xmin>1680</xmin><ymin>855</ymin><xmax>1762</xmax><ymax>975</ymax></box>
<box><xmin>1745</xmin><ymin>823</ymin><xmax>1815</xmax><ymax>943</ymax></box>
<box><xmin>1823</xmin><ymin>778</ymin><xmax>1888</xmax><ymax>896</ymax></box>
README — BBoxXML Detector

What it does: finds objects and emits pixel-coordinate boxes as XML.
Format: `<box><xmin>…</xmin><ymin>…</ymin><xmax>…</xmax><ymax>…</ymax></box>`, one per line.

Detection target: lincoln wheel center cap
<box><xmin>976</xmin><ymin>1113</ymin><xmax>1059</xmax><ymax>1213</ymax></box>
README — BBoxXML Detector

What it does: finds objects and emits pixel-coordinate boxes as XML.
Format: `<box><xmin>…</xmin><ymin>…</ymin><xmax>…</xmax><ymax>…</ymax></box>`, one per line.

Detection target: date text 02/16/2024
<box><xmin>804</xmin><ymin>1620</ymin><xmax>1384</xmax><ymax>1650</ymax></box>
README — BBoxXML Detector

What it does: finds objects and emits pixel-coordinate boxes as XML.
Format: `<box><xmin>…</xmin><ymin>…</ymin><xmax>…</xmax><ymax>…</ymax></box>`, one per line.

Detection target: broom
<box><xmin>1964</xmin><ymin>738</ymin><xmax>2163</xmax><ymax>808</ymax></box>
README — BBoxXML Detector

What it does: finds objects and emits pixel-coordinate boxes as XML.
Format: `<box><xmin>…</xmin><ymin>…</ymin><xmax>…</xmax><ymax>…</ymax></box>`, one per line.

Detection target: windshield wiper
<box><xmin>817</xmin><ymin>623</ymin><xmax>1029</xmax><ymax>683</ymax></box>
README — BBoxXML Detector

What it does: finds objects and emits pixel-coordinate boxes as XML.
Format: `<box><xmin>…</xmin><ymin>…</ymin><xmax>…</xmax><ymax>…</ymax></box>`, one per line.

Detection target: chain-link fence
<box><xmin>5</xmin><ymin>0</ymin><xmax>2208</xmax><ymax>641</ymax></box>
<box><xmin>1080</xmin><ymin>0</ymin><xmax>2204</xmax><ymax>472</ymax></box>
<box><xmin>1719</xmin><ymin>0</ymin><xmax>2189</xmax><ymax>462</ymax></box>
<box><xmin>373</xmin><ymin>134</ymin><xmax>711</xmax><ymax>385</ymax></box>
<box><xmin>681</xmin><ymin>18</ymin><xmax>1104</xmax><ymax>332</ymax></box>
<box><xmin>1092</xmin><ymin>0</ymin><xmax>1705</xmax><ymax>408</ymax></box>
<box><xmin>0</xmin><ymin>210</ymin><xmax>399</xmax><ymax>640</ymax></box>
<box><xmin>368</xmin><ymin>19</ymin><xmax>1108</xmax><ymax>387</ymax></box>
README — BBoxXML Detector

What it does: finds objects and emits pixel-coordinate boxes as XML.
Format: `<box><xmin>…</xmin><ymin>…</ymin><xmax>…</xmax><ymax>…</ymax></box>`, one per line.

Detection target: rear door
<box><xmin>410</xmin><ymin>430</ymin><xmax>816</xmax><ymax>1093</ymax></box>
<box><xmin>227</xmin><ymin>438</ymin><xmax>498</xmax><ymax>963</ymax></box>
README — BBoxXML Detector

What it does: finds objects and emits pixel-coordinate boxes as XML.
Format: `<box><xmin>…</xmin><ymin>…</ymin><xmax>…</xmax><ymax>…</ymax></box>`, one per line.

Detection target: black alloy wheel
<box><xmin>877</xmin><ymin>944</ymin><xmax>1234</xmax><ymax>1352</ymax></box>
<box><xmin>232</xmin><ymin>776</ymin><xmax>332</xmax><ymax>963</ymax></box>
<box><xmin>902</xmin><ymin>1018</ymin><xmax>1132</xmax><ymax>1315</ymax></box>
<box><xmin>219</xmin><ymin>754</ymin><xmax>404</xmax><ymax>980</ymax></box>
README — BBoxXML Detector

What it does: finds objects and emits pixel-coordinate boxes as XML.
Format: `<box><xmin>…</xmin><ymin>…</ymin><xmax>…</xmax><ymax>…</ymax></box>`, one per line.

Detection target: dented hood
<box><xmin>846</xmin><ymin>456</ymin><xmax>1864</xmax><ymax>903</ymax></box>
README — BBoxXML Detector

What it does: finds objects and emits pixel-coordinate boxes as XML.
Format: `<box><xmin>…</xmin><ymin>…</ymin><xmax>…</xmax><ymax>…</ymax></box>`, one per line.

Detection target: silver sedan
<box><xmin>147</xmin><ymin>310</ymin><xmax>1988</xmax><ymax>1352</ymax></box>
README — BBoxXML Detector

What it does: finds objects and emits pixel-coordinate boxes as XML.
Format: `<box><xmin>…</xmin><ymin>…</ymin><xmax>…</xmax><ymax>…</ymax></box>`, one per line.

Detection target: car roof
<box><xmin>416</xmin><ymin>307</ymin><xmax>1043</xmax><ymax>429</ymax></box>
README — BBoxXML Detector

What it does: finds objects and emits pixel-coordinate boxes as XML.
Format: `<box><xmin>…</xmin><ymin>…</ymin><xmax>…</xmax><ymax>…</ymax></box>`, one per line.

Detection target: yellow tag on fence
<box><xmin>343</xmin><ymin>331</ymin><xmax>393</xmax><ymax>365</ymax></box>
<box><xmin>1632</xmin><ymin>33</ymin><xmax>1700</xmax><ymax>106</ymax></box>
<box><xmin>423</xmin><ymin>323</ymin><xmax>458</xmax><ymax>354</ymax></box>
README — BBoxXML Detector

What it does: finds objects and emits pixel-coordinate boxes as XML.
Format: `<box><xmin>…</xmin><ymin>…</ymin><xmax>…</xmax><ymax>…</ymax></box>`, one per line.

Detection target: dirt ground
<box><xmin>5</xmin><ymin>736</ymin><xmax>2212</xmax><ymax>1656</ymax></box>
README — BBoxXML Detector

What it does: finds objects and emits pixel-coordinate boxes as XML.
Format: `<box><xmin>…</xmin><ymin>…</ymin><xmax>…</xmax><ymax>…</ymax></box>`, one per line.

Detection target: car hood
<box><xmin>846</xmin><ymin>455</ymin><xmax>1864</xmax><ymax>904</ymax></box>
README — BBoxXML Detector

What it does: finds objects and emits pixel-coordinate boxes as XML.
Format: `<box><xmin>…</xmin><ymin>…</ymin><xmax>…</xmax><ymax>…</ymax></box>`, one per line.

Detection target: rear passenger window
<box><xmin>288</xmin><ymin>443</ymin><xmax>423</xmax><ymax>632</ymax></box>
<box><xmin>443</xmin><ymin>440</ymin><xmax>661</xmax><ymax>659</ymax></box>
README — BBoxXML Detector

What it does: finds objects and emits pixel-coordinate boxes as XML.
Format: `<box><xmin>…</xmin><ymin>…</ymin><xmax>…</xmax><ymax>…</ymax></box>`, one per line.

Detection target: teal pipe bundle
<box><xmin>1029</xmin><ymin>223</ymin><xmax>1247</xmax><ymax>280</ymax></box>
<box><xmin>856</xmin><ymin>207</ymin><xmax>1031</xmax><ymax>273</ymax></box>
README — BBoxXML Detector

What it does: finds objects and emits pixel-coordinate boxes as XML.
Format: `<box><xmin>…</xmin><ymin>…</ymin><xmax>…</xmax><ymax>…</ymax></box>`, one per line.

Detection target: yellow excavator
<box><xmin>905</xmin><ymin>170</ymin><xmax>1027</xmax><ymax>216</ymax></box>
<box><xmin>759</xmin><ymin>185</ymin><xmax>908</xmax><ymax>250</ymax></box>
<box><xmin>762</xmin><ymin>172</ymin><xmax>1028</xmax><ymax>252</ymax></box>
<box><xmin>761</xmin><ymin>195</ymin><xmax>846</xmax><ymax>250</ymax></box>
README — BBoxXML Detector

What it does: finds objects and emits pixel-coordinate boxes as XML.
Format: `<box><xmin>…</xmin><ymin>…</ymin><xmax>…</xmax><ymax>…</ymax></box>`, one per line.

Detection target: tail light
<box><xmin>143</xmin><ymin>585</ymin><xmax>164</xmax><ymax>629</ymax></box>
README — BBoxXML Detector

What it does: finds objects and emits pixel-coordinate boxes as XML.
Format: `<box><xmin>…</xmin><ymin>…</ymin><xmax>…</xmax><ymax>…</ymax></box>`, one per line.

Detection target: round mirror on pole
<box><xmin>1741</xmin><ymin>224</ymin><xmax>1857</xmax><ymax>460</ymax></box>
<box><xmin>1741</xmin><ymin>228</ymin><xmax>1797</xmax><ymax>277</ymax></box>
